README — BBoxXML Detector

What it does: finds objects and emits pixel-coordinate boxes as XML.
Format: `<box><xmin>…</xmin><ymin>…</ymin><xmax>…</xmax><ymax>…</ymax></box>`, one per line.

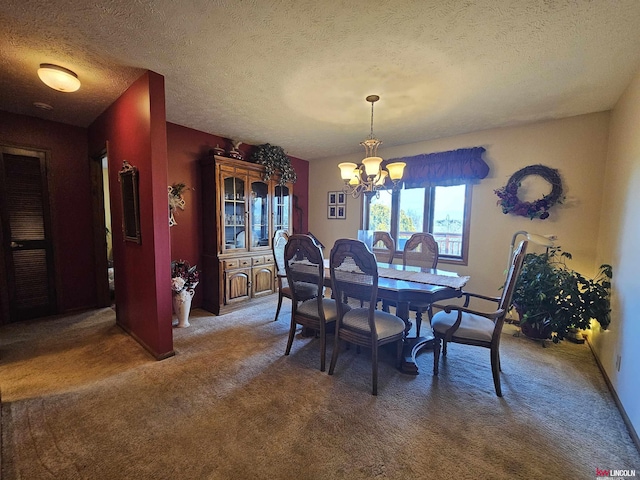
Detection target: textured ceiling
<box><xmin>2</xmin><ymin>0</ymin><xmax>640</xmax><ymax>160</ymax></box>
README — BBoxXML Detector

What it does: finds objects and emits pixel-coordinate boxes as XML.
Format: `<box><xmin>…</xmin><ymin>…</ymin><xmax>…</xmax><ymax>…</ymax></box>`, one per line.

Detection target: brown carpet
<box><xmin>1</xmin><ymin>296</ymin><xmax>638</xmax><ymax>479</ymax></box>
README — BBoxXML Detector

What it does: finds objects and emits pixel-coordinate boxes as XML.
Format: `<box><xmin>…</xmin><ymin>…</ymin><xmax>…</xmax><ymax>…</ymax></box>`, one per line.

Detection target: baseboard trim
<box><xmin>586</xmin><ymin>337</ymin><xmax>640</xmax><ymax>453</ymax></box>
<box><xmin>116</xmin><ymin>322</ymin><xmax>175</xmax><ymax>361</ymax></box>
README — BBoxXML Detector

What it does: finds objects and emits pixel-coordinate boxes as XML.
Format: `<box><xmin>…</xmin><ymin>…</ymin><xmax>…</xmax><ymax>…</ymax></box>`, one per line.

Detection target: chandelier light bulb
<box><xmin>386</xmin><ymin>162</ymin><xmax>406</xmax><ymax>181</ymax></box>
<box><xmin>362</xmin><ymin>156</ymin><xmax>382</xmax><ymax>177</ymax></box>
<box><xmin>338</xmin><ymin>162</ymin><xmax>358</xmax><ymax>180</ymax></box>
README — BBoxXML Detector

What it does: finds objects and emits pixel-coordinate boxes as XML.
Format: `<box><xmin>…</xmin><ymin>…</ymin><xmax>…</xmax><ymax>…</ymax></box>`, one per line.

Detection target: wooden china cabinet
<box><xmin>201</xmin><ymin>155</ymin><xmax>293</xmax><ymax>314</ymax></box>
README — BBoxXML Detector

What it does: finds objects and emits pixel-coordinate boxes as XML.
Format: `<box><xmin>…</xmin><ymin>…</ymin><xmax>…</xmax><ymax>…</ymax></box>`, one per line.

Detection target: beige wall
<box><xmin>592</xmin><ymin>68</ymin><xmax>640</xmax><ymax>436</ymax></box>
<box><xmin>310</xmin><ymin>112</ymin><xmax>610</xmax><ymax>297</ymax></box>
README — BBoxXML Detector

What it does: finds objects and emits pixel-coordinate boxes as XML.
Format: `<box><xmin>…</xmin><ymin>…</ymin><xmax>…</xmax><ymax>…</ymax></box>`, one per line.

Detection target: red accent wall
<box><xmin>166</xmin><ymin>123</ymin><xmax>226</xmax><ymax>307</ymax></box>
<box><xmin>0</xmin><ymin>111</ymin><xmax>96</xmax><ymax>313</ymax></box>
<box><xmin>166</xmin><ymin>123</ymin><xmax>310</xmax><ymax>308</ymax></box>
<box><xmin>1</xmin><ymin>82</ymin><xmax>309</xmax><ymax>345</ymax></box>
<box><xmin>88</xmin><ymin>71</ymin><xmax>173</xmax><ymax>359</ymax></box>
<box><xmin>289</xmin><ymin>156</ymin><xmax>309</xmax><ymax>234</ymax></box>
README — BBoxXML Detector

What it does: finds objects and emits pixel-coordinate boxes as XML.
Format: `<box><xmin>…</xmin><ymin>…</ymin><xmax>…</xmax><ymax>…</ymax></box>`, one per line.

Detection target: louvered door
<box><xmin>0</xmin><ymin>146</ymin><xmax>57</xmax><ymax>322</ymax></box>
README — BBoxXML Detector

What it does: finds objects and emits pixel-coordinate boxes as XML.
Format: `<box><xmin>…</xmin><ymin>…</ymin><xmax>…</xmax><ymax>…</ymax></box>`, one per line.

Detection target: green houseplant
<box><xmin>251</xmin><ymin>143</ymin><xmax>297</xmax><ymax>186</ymax></box>
<box><xmin>511</xmin><ymin>246</ymin><xmax>612</xmax><ymax>343</ymax></box>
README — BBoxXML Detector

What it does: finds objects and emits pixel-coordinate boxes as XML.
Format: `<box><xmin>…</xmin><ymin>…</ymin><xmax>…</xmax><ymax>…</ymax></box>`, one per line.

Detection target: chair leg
<box><xmin>442</xmin><ymin>340</ymin><xmax>448</xmax><ymax>357</ymax></box>
<box><xmin>274</xmin><ymin>292</ymin><xmax>284</xmax><ymax>321</ymax></box>
<box><xmin>433</xmin><ymin>337</ymin><xmax>441</xmax><ymax>375</ymax></box>
<box><xmin>328</xmin><ymin>336</ymin><xmax>340</xmax><ymax>375</ymax></box>
<box><xmin>396</xmin><ymin>339</ymin><xmax>403</xmax><ymax>369</ymax></box>
<box><xmin>319</xmin><ymin>324</ymin><xmax>326</xmax><ymax>372</ymax></box>
<box><xmin>371</xmin><ymin>345</ymin><xmax>378</xmax><ymax>396</ymax></box>
<box><xmin>285</xmin><ymin>315</ymin><xmax>296</xmax><ymax>356</ymax></box>
<box><xmin>491</xmin><ymin>347</ymin><xmax>502</xmax><ymax>397</ymax></box>
<box><xmin>415</xmin><ymin>309</ymin><xmax>422</xmax><ymax>337</ymax></box>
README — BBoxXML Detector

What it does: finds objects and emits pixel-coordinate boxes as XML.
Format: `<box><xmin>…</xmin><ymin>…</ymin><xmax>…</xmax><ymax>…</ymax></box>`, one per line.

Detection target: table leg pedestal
<box><xmin>401</xmin><ymin>332</ymin><xmax>435</xmax><ymax>374</ymax></box>
<box><xmin>394</xmin><ymin>300</ymin><xmax>435</xmax><ymax>374</ymax></box>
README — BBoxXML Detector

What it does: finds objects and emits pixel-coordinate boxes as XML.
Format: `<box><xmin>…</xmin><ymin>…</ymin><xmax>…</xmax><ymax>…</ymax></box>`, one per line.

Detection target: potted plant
<box><xmin>511</xmin><ymin>246</ymin><xmax>612</xmax><ymax>343</ymax></box>
<box><xmin>251</xmin><ymin>143</ymin><xmax>297</xmax><ymax>186</ymax></box>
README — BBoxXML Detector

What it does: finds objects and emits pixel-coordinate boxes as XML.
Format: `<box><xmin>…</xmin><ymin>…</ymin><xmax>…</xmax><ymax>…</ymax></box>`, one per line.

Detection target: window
<box><xmin>364</xmin><ymin>184</ymin><xmax>471</xmax><ymax>264</ymax></box>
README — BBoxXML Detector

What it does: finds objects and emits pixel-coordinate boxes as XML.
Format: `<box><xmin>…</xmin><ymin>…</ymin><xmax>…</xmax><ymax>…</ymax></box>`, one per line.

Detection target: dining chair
<box><xmin>403</xmin><ymin>232</ymin><xmax>439</xmax><ymax>337</ymax></box>
<box><xmin>272</xmin><ymin>229</ymin><xmax>291</xmax><ymax>321</ymax></box>
<box><xmin>347</xmin><ymin>231</ymin><xmax>396</xmax><ymax>308</ymax></box>
<box><xmin>329</xmin><ymin>239</ymin><xmax>406</xmax><ymax>395</ymax></box>
<box><xmin>431</xmin><ymin>240</ymin><xmax>528</xmax><ymax>397</ymax></box>
<box><xmin>372</xmin><ymin>231</ymin><xmax>396</xmax><ymax>265</ymax></box>
<box><xmin>284</xmin><ymin>234</ymin><xmax>344</xmax><ymax>372</ymax></box>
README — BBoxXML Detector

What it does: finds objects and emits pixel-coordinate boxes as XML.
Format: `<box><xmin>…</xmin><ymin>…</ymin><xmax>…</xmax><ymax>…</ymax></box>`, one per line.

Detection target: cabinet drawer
<box><xmin>264</xmin><ymin>255</ymin><xmax>274</xmax><ymax>264</ymax></box>
<box><xmin>224</xmin><ymin>258</ymin><xmax>251</xmax><ymax>270</ymax></box>
<box><xmin>224</xmin><ymin>259</ymin><xmax>239</xmax><ymax>270</ymax></box>
<box><xmin>252</xmin><ymin>256</ymin><xmax>265</xmax><ymax>266</ymax></box>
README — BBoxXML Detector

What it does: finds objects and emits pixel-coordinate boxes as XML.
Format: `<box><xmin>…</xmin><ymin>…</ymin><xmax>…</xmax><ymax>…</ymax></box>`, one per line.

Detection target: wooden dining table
<box><xmin>323</xmin><ymin>260</ymin><xmax>469</xmax><ymax>374</ymax></box>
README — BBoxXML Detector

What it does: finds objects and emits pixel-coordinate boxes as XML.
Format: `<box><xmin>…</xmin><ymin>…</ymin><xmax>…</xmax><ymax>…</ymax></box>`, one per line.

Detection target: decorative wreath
<box><xmin>494</xmin><ymin>165</ymin><xmax>563</xmax><ymax>220</ymax></box>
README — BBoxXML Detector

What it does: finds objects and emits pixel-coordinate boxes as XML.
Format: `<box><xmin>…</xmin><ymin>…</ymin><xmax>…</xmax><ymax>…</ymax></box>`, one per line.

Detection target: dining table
<box><xmin>323</xmin><ymin>260</ymin><xmax>470</xmax><ymax>374</ymax></box>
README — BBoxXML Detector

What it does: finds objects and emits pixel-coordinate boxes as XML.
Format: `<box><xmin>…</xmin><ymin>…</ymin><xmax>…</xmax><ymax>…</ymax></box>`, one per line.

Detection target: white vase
<box><xmin>173</xmin><ymin>288</ymin><xmax>195</xmax><ymax>327</ymax></box>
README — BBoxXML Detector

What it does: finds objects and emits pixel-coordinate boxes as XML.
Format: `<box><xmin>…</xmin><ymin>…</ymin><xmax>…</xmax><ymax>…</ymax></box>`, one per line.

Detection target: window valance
<box><xmin>385</xmin><ymin>147</ymin><xmax>489</xmax><ymax>188</ymax></box>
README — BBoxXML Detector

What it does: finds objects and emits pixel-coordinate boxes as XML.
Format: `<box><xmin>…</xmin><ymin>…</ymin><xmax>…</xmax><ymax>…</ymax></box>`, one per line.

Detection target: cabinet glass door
<box><xmin>273</xmin><ymin>184</ymin><xmax>290</xmax><ymax>232</ymax></box>
<box><xmin>250</xmin><ymin>179</ymin><xmax>270</xmax><ymax>249</ymax></box>
<box><xmin>223</xmin><ymin>175</ymin><xmax>247</xmax><ymax>250</ymax></box>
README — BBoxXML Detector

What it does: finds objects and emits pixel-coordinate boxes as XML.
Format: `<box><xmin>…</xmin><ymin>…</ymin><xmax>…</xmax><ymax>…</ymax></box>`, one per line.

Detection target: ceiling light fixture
<box><xmin>338</xmin><ymin>95</ymin><xmax>405</xmax><ymax>198</ymax></box>
<box><xmin>37</xmin><ymin>63</ymin><xmax>81</xmax><ymax>92</ymax></box>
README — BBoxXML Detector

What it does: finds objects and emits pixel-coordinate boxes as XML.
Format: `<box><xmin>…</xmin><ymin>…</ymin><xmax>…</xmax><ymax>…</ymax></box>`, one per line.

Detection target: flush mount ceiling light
<box><xmin>37</xmin><ymin>63</ymin><xmax>81</xmax><ymax>92</ymax></box>
<box><xmin>338</xmin><ymin>95</ymin><xmax>405</xmax><ymax>198</ymax></box>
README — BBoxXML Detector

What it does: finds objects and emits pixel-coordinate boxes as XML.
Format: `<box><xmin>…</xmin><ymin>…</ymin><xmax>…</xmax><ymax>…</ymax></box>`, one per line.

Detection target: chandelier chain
<box><xmin>369</xmin><ymin>101</ymin><xmax>375</xmax><ymax>140</ymax></box>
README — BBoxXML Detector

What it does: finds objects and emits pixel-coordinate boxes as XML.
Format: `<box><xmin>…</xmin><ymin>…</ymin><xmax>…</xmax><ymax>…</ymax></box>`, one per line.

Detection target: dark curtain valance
<box><xmin>385</xmin><ymin>147</ymin><xmax>489</xmax><ymax>188</ymax></box>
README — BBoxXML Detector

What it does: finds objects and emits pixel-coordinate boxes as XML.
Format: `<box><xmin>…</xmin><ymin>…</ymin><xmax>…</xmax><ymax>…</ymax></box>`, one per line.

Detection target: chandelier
<box><xmin>338</xmin><ymin>95</ymin><xmax>406</xmax><ymax>198</ymax></box>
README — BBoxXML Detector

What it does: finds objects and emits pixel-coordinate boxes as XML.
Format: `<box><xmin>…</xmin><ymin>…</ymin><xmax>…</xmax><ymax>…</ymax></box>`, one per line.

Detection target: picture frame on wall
<box><xmin>328</xmin><ymin>190</ymin><xmax>346</xmax><ymax>219</ymax></box>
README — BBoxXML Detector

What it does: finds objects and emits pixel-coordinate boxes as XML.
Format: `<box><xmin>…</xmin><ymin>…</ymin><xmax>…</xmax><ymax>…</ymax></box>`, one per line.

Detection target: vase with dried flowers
<box><xmin>171</xmin><ymin>260</ymin><xmax>199</xmax><ymax>327</ymax></box>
